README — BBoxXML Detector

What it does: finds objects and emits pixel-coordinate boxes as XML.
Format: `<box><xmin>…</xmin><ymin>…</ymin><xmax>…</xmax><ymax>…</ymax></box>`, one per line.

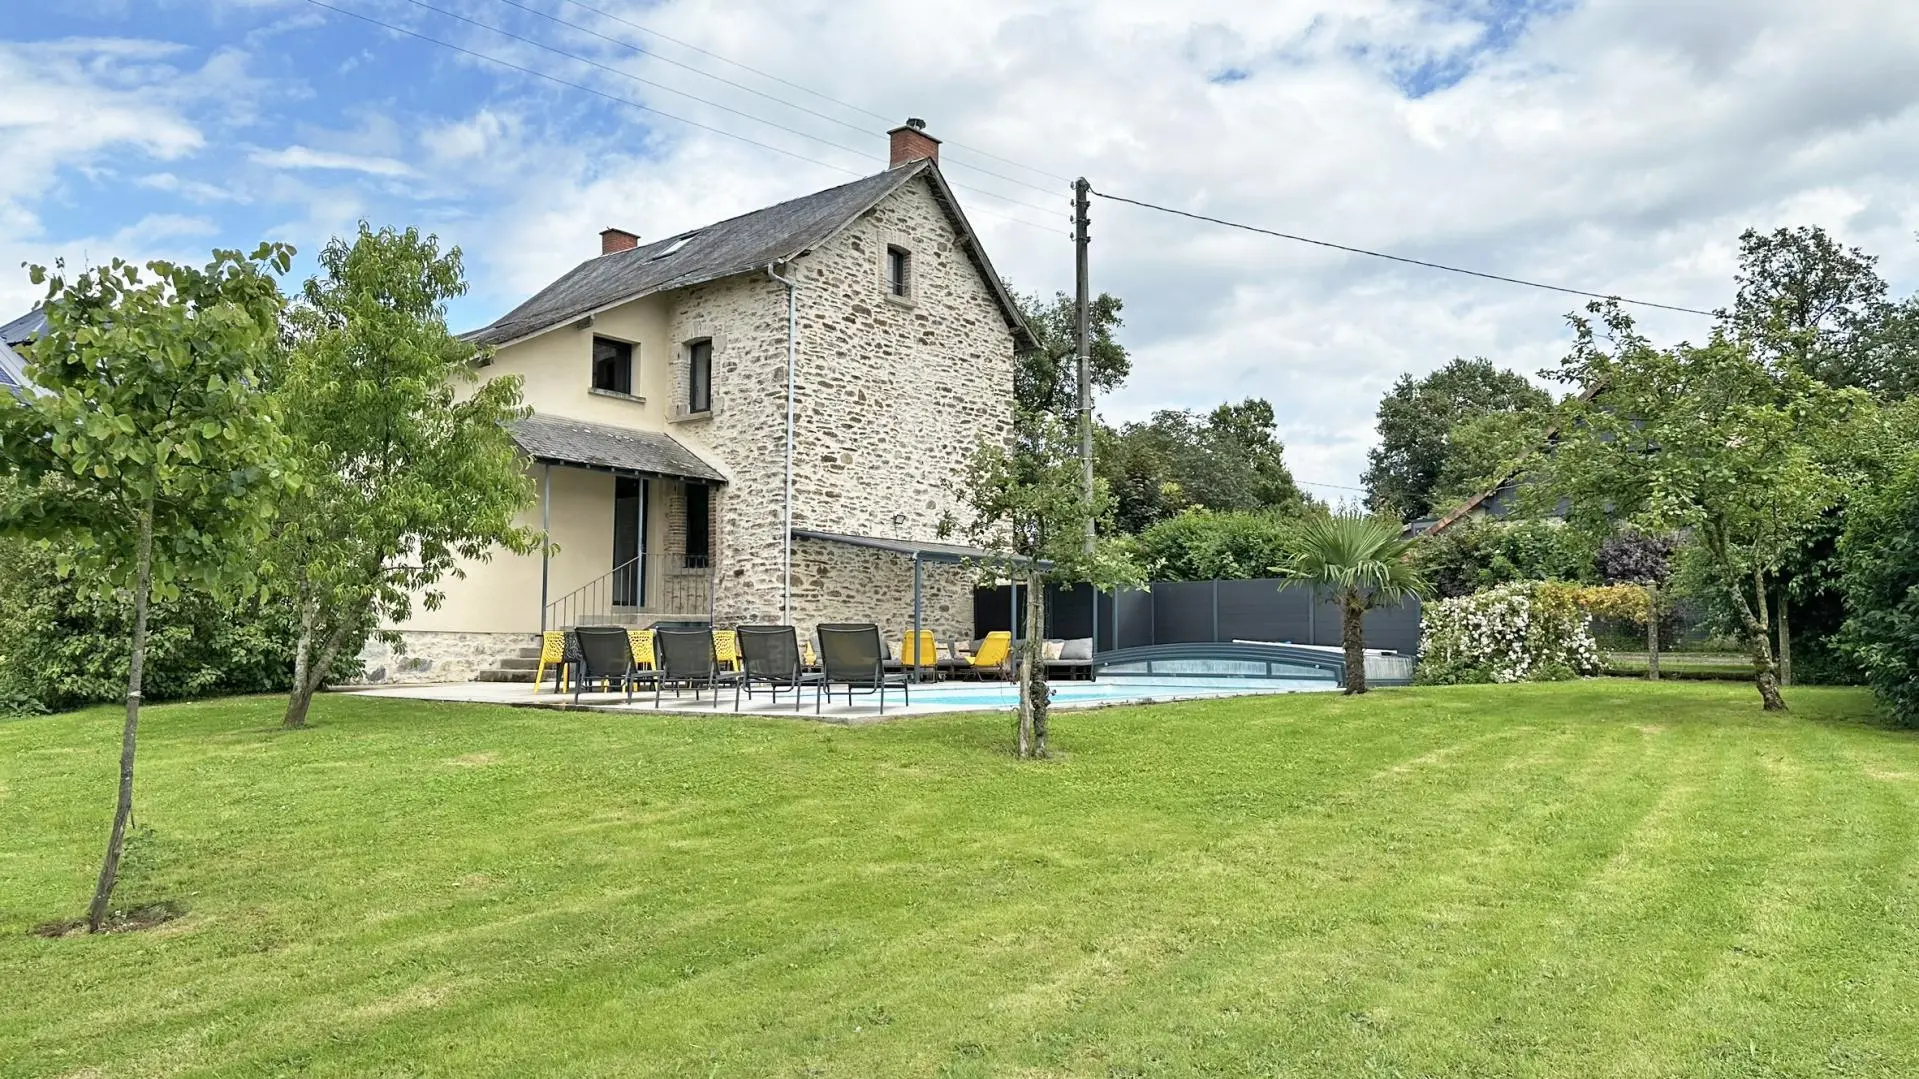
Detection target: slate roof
<box><xmin>0</xmin><ymin>308</ymin><xmax>46</xmax><ymax>346</ymax></box>
<box><xmin>464</xmin><ymin>161</ymin><xmax>1033</xmax><ymax>350</ymax></box>
<box><xmin>510</xmin><ymin>413</ymin><xmax>726</xmax><ymax>484</ymax></box>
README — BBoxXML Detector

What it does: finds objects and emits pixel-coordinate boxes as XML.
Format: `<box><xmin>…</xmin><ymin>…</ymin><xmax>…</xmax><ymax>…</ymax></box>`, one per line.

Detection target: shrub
<box><xmin>1128</xmin><ymin>509</ymin><xmax>1301</xmax><ymax>582</ymax></box>
<box><xmin>1839</xmin><ymin>437</ymin><xmax>1919</xmax><ymax>726</ymax></box>
<box><xmin>1416</xmin><ymin>581</ymin><xmax>1601</xmax><ymax>684</ymax></box>
<box><xmin>1413</xmin><ymin>518</ymin><xmax>1598</xmax><ymax>599</ymax></box>
<box><xmin>0</xmin><ymin>539</ymin><xmax>360</xmax><ymax>713</ymax></box>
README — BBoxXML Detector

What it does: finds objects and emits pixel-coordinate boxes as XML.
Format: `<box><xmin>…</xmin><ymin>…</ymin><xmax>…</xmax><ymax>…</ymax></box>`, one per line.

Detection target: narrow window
<box><xmin>687</xmin><ymin>339</ymin><xmax>712</xmax><ymax>413</ymax></box>
<box><xmin>591</xmin><ymin>336</ymin><xmax>633</xmax><ymax>394</ymax></box>
<box><xmin>684</xmin><ymin>483</ymin><xmax>711</xmax><ymax>568</ymax></box>
<box><xmin>886</xmin><ymin>246</ymin><xmax>910</xmax><ymax>298</ymax></box>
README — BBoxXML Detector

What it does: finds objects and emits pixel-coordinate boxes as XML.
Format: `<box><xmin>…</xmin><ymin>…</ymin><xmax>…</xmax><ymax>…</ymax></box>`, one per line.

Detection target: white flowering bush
<box><xmin>1416</xmin><ymin>581</ymin><xmax>1601</xmax><ymax>684</ymax></box>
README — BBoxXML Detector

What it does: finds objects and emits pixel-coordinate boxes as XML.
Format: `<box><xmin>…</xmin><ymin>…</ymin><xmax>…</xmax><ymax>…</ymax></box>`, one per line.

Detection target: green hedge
<box><xmin>0</xmin><ymin>540</ymin><xmax>360</xmax><ymax>714</ymax></box>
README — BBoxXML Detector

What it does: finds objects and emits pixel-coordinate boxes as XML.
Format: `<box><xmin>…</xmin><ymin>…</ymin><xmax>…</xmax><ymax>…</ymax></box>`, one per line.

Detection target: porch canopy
<box><xmin>791</xmin><ymin>528</ymin><xmax>1051</xmax><ymax>674</ymax></box>
<box><xmin>510</xmin><ymin>414</ymin><xmax>726</xmax><ymax>484</ymax></box>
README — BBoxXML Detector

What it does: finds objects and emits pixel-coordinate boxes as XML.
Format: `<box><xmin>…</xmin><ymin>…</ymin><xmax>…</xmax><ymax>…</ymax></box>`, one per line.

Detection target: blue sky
<box><xmin>7</xmin><ymin>0</ymin><xmax>1919</xmax><ymax>493</ymax></box>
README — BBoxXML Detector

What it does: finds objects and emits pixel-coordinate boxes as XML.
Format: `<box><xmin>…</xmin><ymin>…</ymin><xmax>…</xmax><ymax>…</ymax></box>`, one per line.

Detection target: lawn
<box><xmin>3</xmin><ymin>683</ymin><xmax>1918</xmax><ymax>1078</ymax></box>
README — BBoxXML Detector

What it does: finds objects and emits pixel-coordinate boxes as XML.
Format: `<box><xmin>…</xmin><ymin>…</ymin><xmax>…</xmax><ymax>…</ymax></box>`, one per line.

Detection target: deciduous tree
<box><xmin>271</xmin><ymin>224</ymin><xmax>541</xmax><ymax>729</ymax></box>
<box><xmin>0</xmin><ymin>245</ymin><xmax>292</xmax><ymax>930</ymax></box>
<box><xmin>1363</xmin><ymin>358</ymin><xmax>1551</xmax><ymax>521</ymax></box>
<box><xmin>1532</xmin><ymin>303</ymin><xmax>1860</xmax><ymax>711</ymax></box>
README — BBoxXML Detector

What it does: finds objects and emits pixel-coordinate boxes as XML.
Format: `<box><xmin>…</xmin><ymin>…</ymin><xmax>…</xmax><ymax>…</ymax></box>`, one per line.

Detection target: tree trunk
<box><xmin>1739</xmin><ymin>565</ymin><xmax>1787</xmax><ymax>712</ymax></box>
<box><xmin>1341</xmin><ymin>592</ymin><xmax>1368</xmax><ymax>695</ymax></box>
<box><xmin>1645</xmin><ymin>583</ymin><xmax>1660</xmax><ymax>682</ymax></box>
<box><xmin>88</xmin><ymin>496</ymin><xmax>155</xmax><ymax>933</ymax></box>
<box><xmin>284</xmin><ymin>593</ymin><xmax>317</xmax><ymax>729</ymax></box>
<box><xmin>285</xmin><ymin>607</ymin><xmax>353</xmax><ymax>730</ymax></box>
<box><xmin>1777</xmin><ymin>586</ymin><xmax>1793</xmax><ymax>688</ymax></box>
<box><xmin>1016</xmin><ymin>573</ymin><xmax>1047</xmax><ymax>758</ymax></box>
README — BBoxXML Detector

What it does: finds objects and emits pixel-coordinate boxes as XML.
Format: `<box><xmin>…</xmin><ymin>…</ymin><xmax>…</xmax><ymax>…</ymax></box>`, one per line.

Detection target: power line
<box><xmin>393</xmin><ymin>0</ymin><xmax>1061</xmax><ymax>220</ymax></box>
<box><xmin>295</xmin><ymin>0</ymin><xmax>1060</xmax><ymax>233</ymax></box>
<box><xmin>546</xmin><ymin>0</ymin><xmax>1076</xmax><ymax>187</ymax></box>
<box><xmin>486</xmin><ymin>0</ymin><xmax>1066</xmax><ymax>200</ymax></box>
<box><xmin>463</xmin><ymin>0</ymin><xmax>1067</xmax><ymax>209</ymax></box>
<box><xmin>1092</xmin><ymin>189</ymin><xmax>1719</xmax><ymax>317</ymax></box>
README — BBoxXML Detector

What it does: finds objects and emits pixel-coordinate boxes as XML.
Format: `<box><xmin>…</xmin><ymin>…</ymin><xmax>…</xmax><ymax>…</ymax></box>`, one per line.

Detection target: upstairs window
<box><xmin>687</xmin><ymin>339</ymin><xmax>713</xmax><ymax>414</ymax></box>
<box><xmin>591</xmin><ymin>336</ymin><xmax>633</xmax><ymax>395</ymax></box>
<box><xmin>886</xmin><ymin>245</ymin><xmax>911</xmax><ymax>298</ymax></box>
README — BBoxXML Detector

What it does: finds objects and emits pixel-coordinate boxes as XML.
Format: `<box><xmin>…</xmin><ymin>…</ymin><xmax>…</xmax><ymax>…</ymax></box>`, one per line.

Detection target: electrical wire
<box><xmin>456</xmin><ymin>0</ymin><xmax>1066</xmax><ymax>212</ymax></box>
<box><xmin>486</xmin><ymin>0</ymin><xmax>1067</xmax><ymax>199</ymax></box>
<box><xmin>547</xmin><ymin>0</ymin><xmax>1076</xmax><ymax>186</ymax></box>
<box><xmin>295</xmin><ymin>0</ymin><xmax>1062</xmax><ymax>233</ymax></box>
<box><xmin>1092</xmin><ymin>189</ymin><xmax>1718</xmax><ymax>317</ymax></box>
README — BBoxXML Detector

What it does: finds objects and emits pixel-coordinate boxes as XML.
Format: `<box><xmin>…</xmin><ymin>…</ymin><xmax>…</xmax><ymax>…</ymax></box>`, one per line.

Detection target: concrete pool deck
<box><xmin>336</xmin><ymin>677</ymin><xmax>1335</xmax><ymax>724</ymax></box>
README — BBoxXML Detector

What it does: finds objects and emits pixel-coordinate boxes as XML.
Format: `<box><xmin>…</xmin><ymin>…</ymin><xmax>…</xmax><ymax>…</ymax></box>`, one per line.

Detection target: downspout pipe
<box><xmin>766</xmin><ymin>262</ymin><xmax>801</xmax><ymax>625</ymax></box>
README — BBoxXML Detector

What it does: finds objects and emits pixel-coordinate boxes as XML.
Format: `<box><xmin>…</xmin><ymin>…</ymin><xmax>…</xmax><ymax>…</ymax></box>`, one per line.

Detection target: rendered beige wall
<box><xmin>480</xmin><ymin>293</ymin><xmax>677</xmax><ymax>429</ymax></box>
<box><xmin>390</xmin><ymin>464</ymin><xmax>614</xmax><ymax>634</ymax></box>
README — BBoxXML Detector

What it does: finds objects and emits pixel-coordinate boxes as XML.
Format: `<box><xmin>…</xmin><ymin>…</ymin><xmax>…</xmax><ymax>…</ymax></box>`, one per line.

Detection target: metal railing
<box><xmin>543</xmin><ymin>552</ymin><xmax>713</xmax><ymax>629</ymax></box>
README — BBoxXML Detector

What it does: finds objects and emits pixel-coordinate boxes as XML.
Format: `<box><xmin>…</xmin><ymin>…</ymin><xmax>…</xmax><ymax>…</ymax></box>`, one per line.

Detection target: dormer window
<box><xmin>591</xmin><ymin>336</ymin><xmax>633</xmax><ymax>394</ymax></box>
<box><xmin>886</xmin><ymin>245</ymin><xmax>911</xmax><ymax>298</ymax></box>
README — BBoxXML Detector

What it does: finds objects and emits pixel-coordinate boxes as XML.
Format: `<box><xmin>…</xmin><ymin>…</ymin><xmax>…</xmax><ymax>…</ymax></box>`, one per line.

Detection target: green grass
<box><xmin>4</xmin><ymin>682</ymin><xmax>1918</xmax><ymax>1078</ymax></box>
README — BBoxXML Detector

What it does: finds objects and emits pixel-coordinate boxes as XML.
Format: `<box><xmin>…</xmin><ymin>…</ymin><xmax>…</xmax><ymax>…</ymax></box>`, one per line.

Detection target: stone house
<box><xmin>367</xmin><ymin>121</ymin><xmax>1032</xmax><ymax>682</ymax></box>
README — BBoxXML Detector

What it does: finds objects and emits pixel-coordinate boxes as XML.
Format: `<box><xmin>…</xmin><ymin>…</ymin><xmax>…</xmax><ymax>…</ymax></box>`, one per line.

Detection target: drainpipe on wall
<box><xmin>765</xmin><ymin>262</ymin><xmax>801</xmax><ymax>624</ymax></box>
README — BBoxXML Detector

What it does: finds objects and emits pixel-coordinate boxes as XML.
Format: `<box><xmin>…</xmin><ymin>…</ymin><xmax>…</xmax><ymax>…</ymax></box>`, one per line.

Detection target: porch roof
<box><xmin>511</xmin><ymin>414</ymin><xmax>726</xmax><ymax>484</ymax></box>
<box><xmin>792</xmin><ymin>528</ymin><xmax>1048</xmax><ymax>568</ymax></box>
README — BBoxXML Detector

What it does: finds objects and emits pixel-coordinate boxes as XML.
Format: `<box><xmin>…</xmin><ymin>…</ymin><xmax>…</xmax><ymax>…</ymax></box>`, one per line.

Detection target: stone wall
<box><xmin>669</xmin><ymin>170</ymin><xmax>1018</xmax><ymax>632</ymax></box>
<box><xmin>352</xmin><ymin>631</ymin><xmax>538</xmax><ymax>685</ymax></box>
<box><xmin>789</xmin><ymin>536</ymin><xmax>976</xmax><ymax>649</ymax></box>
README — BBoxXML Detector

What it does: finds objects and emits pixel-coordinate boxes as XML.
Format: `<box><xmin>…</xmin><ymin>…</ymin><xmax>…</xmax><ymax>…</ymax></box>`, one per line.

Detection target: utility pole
<box><xmin>1073</xmin><ymin>177</ymin><xmax>1095</xmax><ymax>555</ymax></box>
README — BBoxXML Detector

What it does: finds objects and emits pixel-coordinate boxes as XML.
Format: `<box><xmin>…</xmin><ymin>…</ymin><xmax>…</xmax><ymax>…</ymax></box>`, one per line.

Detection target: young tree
<box><xmin>0</xmin><ymin>245</ymin><xmax>292</xmax><ymax>930</ymax></box>
<box><xmin>1533</xmin><ymin>303</ymin><xmax>1860</xmax><ymax>711</ymax></box>
<box><xmin>945</xmin><ymin>407</ymin><xmax>1138</xmax><ymax>758</ymax></box>
<box><xmin>1285</xmin><ymin>512</ymin><xmax>1430</xmax><ymax>694</ymax></box>
<box><xmin>1363</xmin><ymin>357</ymin><xmax>1552</xmax><ymax>521</ymax></box>
<box><xmin>272</xmin><ymin>224</ymin><xmax>541</xmax><ymax>729</ymax></box>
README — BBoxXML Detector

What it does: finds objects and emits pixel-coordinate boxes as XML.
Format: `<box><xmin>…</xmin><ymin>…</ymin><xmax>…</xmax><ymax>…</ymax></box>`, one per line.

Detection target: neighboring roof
<box><xmin>0</xmin><ymin>308</ymin><xmax>46</xmax><ymax>346</ymax></box>
<box><xmin>792</xmin><ymin>528</ymin><xmax>1047</xmax><ymax>567</ymax></box>
<box><xmin>510</xmin><ymin>414</ymin><xmax>726</xmax><ymax>484</ymax></box>
<box><xmin>1424</xmin><ymin>380</ymin><xmax>1608</xmax><ymax>536</ymax></box>
<box><xmin>464</xmin><ymin>160</ymin><xmax>1034</xmax><ymax>351</ymax></box>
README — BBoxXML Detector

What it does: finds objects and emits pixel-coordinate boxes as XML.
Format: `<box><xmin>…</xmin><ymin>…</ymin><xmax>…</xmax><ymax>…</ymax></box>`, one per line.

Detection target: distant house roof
<box><xmin>0</xmin><ymin>307</ymin><xmax>43</xmax><ymax>397</ymax></box>
<box><xmin>510</xmin><ymin>413</ymin><xmax>726</xmax><ymax>484</ymax></box>
<box><xmin>1424</xmin><ymin>380</ymin><xmax>1608</xmax><ymax>536</ymax></box>
<box><xmin>464</xmin><ymin>160</ymin><xmax>1034</xmax><ymax>351</ymax></box>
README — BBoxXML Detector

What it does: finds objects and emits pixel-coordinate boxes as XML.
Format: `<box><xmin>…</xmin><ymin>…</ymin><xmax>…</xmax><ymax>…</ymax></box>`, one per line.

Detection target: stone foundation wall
<box><xmin>351</xmin><ymin>631</ymin><xmax>539</xmax><ymax>685</ymax></box>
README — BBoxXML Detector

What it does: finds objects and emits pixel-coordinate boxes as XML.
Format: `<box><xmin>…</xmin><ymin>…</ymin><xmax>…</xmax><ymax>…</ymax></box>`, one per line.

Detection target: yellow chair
<box><xmin>801</xmin><ymin>638</ymin><xmax>820</xmax><ymax>669</ymax></box>
<box><xmin>713</xmin><ymin>629</ymin><xmax>741</xmax><ymax>672</ymax></box>
<box><xmin>534</xmin><ymin>630</ymin><xmax>569</xmax><ymax>693</ymax></box>
<box><xmin>627</xmin><ymin>628</ymin><xmax>656</xmax><ymax>670</ymax></box>
<box><xmin>900</xmin><ymin>630</ymin><xmax>941</xmax><ymax>668</ymax></box>
<box><xmin>967</xmin><ymin>631</ymin><xmax>1013</xmax><ymax>679</ymax></box>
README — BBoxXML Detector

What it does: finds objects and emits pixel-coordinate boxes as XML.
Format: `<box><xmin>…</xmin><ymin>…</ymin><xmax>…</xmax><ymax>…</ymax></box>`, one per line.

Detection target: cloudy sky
<box><xmin>8</xmin><ymin>0</ymin><xmax>1919</xmax><ymax>497</ymax></box>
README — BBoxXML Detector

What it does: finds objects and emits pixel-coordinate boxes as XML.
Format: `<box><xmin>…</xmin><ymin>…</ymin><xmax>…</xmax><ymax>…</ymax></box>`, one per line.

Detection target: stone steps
<box><xmin>476</xmin><ymin>668</ymin><xmax>537</xmax><ymax>684</ymax></box>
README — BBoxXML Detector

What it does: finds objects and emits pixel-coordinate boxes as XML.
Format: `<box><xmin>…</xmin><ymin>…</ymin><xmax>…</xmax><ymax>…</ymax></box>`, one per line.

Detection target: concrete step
<box><xmin>475</xmin><ymin>669</ymin><xmax>536</xmax><ymax>683</ymax></box>
<box><xmin>493</xmin><ymin>656</ymin><xmax>540</xmax><ymax>671</ymax></box>
<box><xmin>509</xmin><ymin>646</ymin><xmax>545</xmax><ymax>660</ymax></box>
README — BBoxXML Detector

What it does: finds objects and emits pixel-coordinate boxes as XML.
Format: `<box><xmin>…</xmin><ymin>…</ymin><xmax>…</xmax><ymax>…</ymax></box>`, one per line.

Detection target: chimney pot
<box><xmin>887</xmin><ymin>119</ymin><xmax>940</xmax><ymax>168</ymax></box>
<box><xmin>600</xmin><ymin>227</ymin><xmax>640</xmax><ymax>256</ymax></box>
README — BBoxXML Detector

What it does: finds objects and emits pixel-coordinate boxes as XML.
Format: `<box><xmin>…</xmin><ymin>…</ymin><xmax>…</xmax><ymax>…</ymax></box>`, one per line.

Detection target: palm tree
<box><xmin>1286</xmin><ymin>512</ymin><xmax>1431</xmax><ymax>694</ymax></box>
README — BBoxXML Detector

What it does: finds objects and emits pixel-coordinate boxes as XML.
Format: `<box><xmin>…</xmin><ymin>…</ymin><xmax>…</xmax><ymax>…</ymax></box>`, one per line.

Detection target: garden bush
<box><xmin>1839</xmin><ymin>435</ymin><xmax>1919</xmax><ymax>726</ymax></box>
<box><xmin>1416</xmin><ymin>581</ymin><xmax>1601</xmax><ymax>684</ymax></box>
<box><xmin>1413</xmin><ymin>518</ymin><xmax>1599</xmax><ymax>599</ymax></box>
<box><xmin>1126</xmin><ymin>509</ymin><xmax>1301</xmax><ymax>582</ymax></box>
<box><xmin>0</xmin><ymin>539</ymin><xmax>360</xmax><ymax>714</ymax></box>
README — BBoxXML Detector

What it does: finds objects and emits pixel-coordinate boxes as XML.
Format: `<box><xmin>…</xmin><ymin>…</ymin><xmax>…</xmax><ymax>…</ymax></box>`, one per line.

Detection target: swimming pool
<box><xmin>899</xmin><ymin>675</ymin><xmax>1338</xmax><ymax>710</ymax></box>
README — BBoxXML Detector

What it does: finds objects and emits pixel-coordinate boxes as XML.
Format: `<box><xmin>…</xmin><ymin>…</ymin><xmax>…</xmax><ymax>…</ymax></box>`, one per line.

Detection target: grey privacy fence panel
<box><xmin>972</xmin><ymin>578</ymin><xmax>1423</xmax><ymax>656</ymax></box>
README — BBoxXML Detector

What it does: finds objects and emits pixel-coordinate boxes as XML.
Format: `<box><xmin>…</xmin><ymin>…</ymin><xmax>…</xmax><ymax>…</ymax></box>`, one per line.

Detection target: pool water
<box><xmin>899</xmin><ymin>676</ymin><xmax>1337</xmax><ymax>710</ymax></box>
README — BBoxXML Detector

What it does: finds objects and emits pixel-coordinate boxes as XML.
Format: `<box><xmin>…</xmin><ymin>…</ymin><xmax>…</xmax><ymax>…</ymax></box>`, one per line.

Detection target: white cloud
<box><xmin>136</xmin><ymin>172</ymin><xmax>251</xmax><ymax>203</ymax></box>
<box><xmin>249</xmin><ymin>145</ymin><xmax>417</xmax><ymax>177</ymax></box>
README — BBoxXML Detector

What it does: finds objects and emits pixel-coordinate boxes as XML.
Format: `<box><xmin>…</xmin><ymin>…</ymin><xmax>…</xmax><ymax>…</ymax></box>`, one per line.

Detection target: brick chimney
<box><xmin>600</xmin><ymin>227</ymin><xmax>639</xmax><ymax>256</ymax></box>
<box><xmin>888</xmin><ymin>118</ymin><xmax>940</xmax><ymax>168</ymax></box>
